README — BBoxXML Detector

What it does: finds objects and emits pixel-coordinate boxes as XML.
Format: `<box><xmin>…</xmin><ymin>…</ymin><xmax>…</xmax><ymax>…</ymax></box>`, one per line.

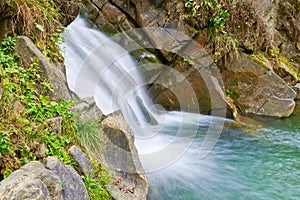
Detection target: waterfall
<box><xmin>60</xmin><ymin>15</ymin><xmax>300</xmax><ymax>200</ymax></box>
<box><xmin>61</xmin><ymin>15</ymin><xmax>233</xmax><ymax>198</ymax></box>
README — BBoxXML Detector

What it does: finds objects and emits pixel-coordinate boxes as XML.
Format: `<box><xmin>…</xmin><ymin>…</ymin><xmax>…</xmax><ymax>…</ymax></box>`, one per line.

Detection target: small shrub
<box><xmin>83</xmin><ymin>164</ymin><xmax>112</xmax><ymax>200</ymax></box>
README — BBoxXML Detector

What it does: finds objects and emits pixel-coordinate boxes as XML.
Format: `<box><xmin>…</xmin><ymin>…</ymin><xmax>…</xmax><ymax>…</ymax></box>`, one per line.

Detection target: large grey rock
<box><xmin>0</xmin><ymin>158</ymin><xmax>89</xmax><ymax>200</ymax></box>
<box><xmin>100</xmin><ymin>111</ymin><xmax>148</xmax><ymax>200</ymax></box>
<box><xmin>0</xmin><ymin>161</ymin><xmax>63</xmax><ymax>200</ymax></box>
<box><xmin>71</xmin><ymin>97</ymin><xmax>149</xmax><ymax>199</ymax></box>
<box><xmin>14</xmin><ymin>36</ymin><xmax>72</xmax><ymax>101</ymax></box>
<box><xmin>222</xmin><ymin>53</ymin><xmax>296</xmax><ymax>117</ymax></box>
<box><xmin>45</xmin><ymin>156</ymin><xmax>89</xmax><ymax>200</ymax></box>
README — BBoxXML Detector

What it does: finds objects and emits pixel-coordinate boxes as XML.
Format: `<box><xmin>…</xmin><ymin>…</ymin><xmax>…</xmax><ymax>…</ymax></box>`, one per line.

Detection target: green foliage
<box><xmin>36</xmin><ymin>28</ymin><xmax>65</xmax><ymax>63</ymax></box>
<box><xmin>0</xmin><ymin>36</ymin><xmax>77</xmax><ymax>176</ymax></box>
<box><xmin>77</xmin><ymin>121</ymin><xmax>102</xmax><ymax>149</ymax></box>
<box><xmin>184</xmin><ymin>0</ymin><xmax>231</xmax><ymax>34</ymax></box>
<box><xmin>83</xmin><ymin>161</ymin><xmax>112</xmax><ymax>200</ymax></box>
<box><xmin>226</xmin><ymin>89</ymin><xmax>239</xmax><ymax>99</ymax></box>
<box><xmin>184</xmin><ymin>0</ymin><xmax>239</xmax><ymax>60</ymax></box>
<box><xmin>41</xmin><ymin>129</ymin><xmax>76</xmax><ymax>165</ymax></box>
<box><xmin>0</xmin><ymin>36</ymin><xmax>112</xmax><ymax>199</ymax></box>
<box><xmin>1</xmin><ymin>0</ymin><xmax>68</xmax><ymax>62</ymax></box>
<box><xmin>0</xmin><ymin>131</ymin><xmax>13</xmax><ymax>154</ymax></box>
<box><xmin>76</xmin><ymin>122</ymin><xmax>112</xmax><ymax>199</ymax></box>
<box><xmin>76</xmin><ymin>120</ymin><xmax>106</xmax><ymax>167</ymax></box>
<box><xmin>185</xmin><ymin>0</ymin><xmax>200</xmax><ymax>16</ymax></box>
<box><xmin>211</xmin><ymin>34</ymin><xmax>238</xmax><ymax>59</ymax></box>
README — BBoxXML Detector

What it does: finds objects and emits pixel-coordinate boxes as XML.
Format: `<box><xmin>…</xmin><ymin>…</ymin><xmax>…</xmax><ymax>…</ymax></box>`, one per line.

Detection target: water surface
<box><xmin>145</xmin><ymin>103</ymin><xmax>300</xmax><ymax>200</ymax></box>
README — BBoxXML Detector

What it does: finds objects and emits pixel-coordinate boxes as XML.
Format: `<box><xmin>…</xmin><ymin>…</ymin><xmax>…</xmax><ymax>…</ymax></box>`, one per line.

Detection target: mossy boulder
<box><xmin>222</xmin><ymin>53</ymin><xmax>296</xmax><ymax>117</ymax></box>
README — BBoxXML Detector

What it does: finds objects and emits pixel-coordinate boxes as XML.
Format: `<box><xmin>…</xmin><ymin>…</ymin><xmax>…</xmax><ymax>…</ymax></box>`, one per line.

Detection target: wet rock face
<box><xmin>82</xmin><ymin>0</ymin><xmax>299</xmax><ymax>117</ymax></box>
<box><xmin>222</xmin><ymin>53</ymin><xmax>296</xmax><ymax>117</ymax></box>
<box><xmin>147</xmin><ymin>61</ymin><xmax>227</xmax><ymax>115</ymax></box>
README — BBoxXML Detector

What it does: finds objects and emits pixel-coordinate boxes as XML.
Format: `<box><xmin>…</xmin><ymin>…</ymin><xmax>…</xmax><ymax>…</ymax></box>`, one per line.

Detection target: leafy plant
<box><xmin>185</xmin><ymin>0</ymin><xmax>200</xmax><ymax>16</ymax></box>
<box><xmin>82</xmin><ymin>161</ymin><xmax>112</xmax><ymax>200</ymax></box>
<box><xmin>76</xmin><ymin>121</ymin><xmax>105</xmax><ymax>164</ymax></box>
<box><xmin>184</xmin><ymin>0</ymin><xmax>239</xmax><ymax>60</ymax></box>
<box><xmin>0</xmin><ymin>131</ymin><xmax>13</xmax><ymax>154</ymax></box>
<box><xmin>184</xmin><ymin>0</ymin><xmax>231</xmax><ymax>34</ymax></box>
<box><xmin>0</xmin><ymin>36</ymin><xmax>112</xmax><ymax>199</ymax></box>
<box><xmin>0</xmin><ymin>36</ymin><xmax>77</xmax><ymax>176</ymax></box>
<box><xmin>226</xmin><ymin>89</ymin><xmax>238</xmax><ymax>99</ymax></box>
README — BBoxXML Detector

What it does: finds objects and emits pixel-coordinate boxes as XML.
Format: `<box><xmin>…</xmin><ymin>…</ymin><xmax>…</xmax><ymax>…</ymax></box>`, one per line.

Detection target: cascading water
<box><xmin>61</xmin><ymin>14</ymin><xmax>228</xmax><ymax>167</ymax></box>
<box><xmin>62</xmin><ymin>16</ymin><xmax>300</xmax><ymax>199</ymax></box>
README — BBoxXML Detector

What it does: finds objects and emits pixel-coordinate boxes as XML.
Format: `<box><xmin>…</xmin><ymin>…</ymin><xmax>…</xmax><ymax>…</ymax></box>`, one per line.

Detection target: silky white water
<box><xmin>62</xmin><ymin>16</ymin><xmax>300</xmax><ymax>200</ymax></box>
<box><xmin>61</xmin><ymin>15</ymin><xmax>228</xmax><ymax>166</ymax></box>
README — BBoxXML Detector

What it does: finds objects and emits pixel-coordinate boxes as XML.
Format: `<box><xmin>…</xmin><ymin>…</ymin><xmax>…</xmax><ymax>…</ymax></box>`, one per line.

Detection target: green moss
<box><xmin>267</xmin><ymin>46</ymin><xmax>280</xmax><ymax>58</ymax></box>
<box><xmin>248</xmin><ymin>52</ymin><xmax>269</xmax><ymax>70</ymax></box>
<box><xmin>226</xmin><ymin>88</ymin><xmax>239</xmax><ymax>100</ymax></box>
<box><xmin>279</xmin><ymin>54</ymin><xmax>300</xmax><ymax>80</ymax></box>
<box><xmin>292</xmin><ymin>55</ymin><xmax>300</xmax><ymax>63</ymax></box>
